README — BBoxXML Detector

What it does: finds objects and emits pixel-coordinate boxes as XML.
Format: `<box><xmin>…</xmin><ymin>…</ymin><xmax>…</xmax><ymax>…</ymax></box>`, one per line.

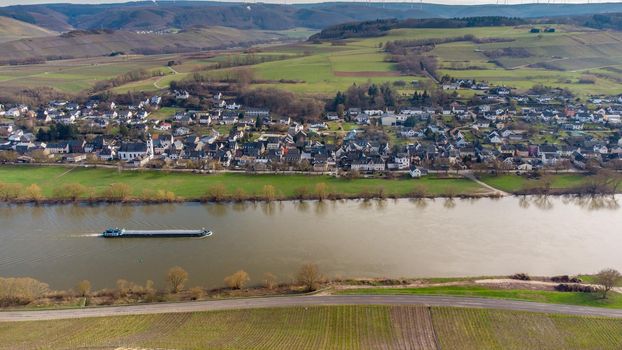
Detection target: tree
<box><xmin>224</xmin><ymin>270</ymin><xmax>250</xmax><ymax>289</ymax></box>
<box><xmin>296</xmin><ymin>263</ymin><xmax>322</xmax><ymax>292</ymax></box>
<box><xmin>166</xmin><ymin>266</ymin><xmax>188</xmax><ymax>293</ymax></box>
<box><xmin>314</xmin><ymin>183</ymin><xmax>329</xmax><ymax>200</ymax></box>
<box><xmin>76</xmin><ymin>280</ymin><xmax>91</xmax><ymax>297</ymax></box>
<box><xmin>102</xmin><ymin>183</ymin><xmax>132</xmax><ymax>201</ymax></box>
<box><xmin>595</xmin><ymin>268</ymin><xmax>622</xmax><ymax>299</ymax></box>
<box><xmin>205</xmin><ymin>183</ymin><xmax>228</xmax><ymax>201</ymax></box>
<box><xmin>262</xmin><ymin>184</ymin><xmax>277</xmax><ymax>202</ymax></box>
<box><xmin>0</xmin><ymin>182</ymin><xmax>23</xmax><ymax>201</ymax></box>
<box><xmin>53</xmin><ymin>183</ymin><xmax>87</xmax><ymax>201</ymax></box>
<box><xmin>23</xmin><ymin>184</ymin><xmax>44</xmax><ymax>202</ymax></box>
<box><xmin>263</xmin><ymin>272</ymin><xmax>277</xmax><ymax>290</ymax></box>
<box><xmin>189</xmin><ymin>287</ymin><xmax>204</xmax><ymax>300</ymax></box>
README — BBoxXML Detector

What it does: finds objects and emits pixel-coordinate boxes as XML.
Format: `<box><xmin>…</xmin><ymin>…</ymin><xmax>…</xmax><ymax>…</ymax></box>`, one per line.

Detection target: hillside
<box><xmin>4</xmin><ymin>2</ymin><xmax>622</xmax><ymax>32</ymax></box>
<box><xmin>0</xmin><ymin>27</ymin><xmax>304</xmax><ymax>64</ymax></box>
<box><xmin>0</xmin><ymin>17</ymin><xmax>56</xmax><ymax>43</ymax></box>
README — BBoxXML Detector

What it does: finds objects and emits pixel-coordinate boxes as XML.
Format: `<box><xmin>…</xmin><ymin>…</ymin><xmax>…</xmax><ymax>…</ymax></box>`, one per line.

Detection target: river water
<box><xmin>0</xmin><ymin>196</ymin><xmax>620</xmax><ymax>289</ymax></box>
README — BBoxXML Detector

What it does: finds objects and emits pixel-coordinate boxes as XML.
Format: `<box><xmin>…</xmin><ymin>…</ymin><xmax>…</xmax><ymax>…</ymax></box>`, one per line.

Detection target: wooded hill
<box><xmin>3</xmin><ymin>1</ymin><xmax>622</xmax><ymax>32</ymax></box>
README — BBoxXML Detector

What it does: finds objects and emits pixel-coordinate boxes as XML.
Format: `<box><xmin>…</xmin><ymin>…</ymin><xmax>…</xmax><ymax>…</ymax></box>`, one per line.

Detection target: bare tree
<box><xmin>205</xmin><ymin>183</ymin><xmax>228</xmax><ymax>201</ymax></box>
<box><xmin>166</xmin><ymin>266</ymin><xmax>188</xmax><ymax>293</ymax></box>
<box><xmin>263</xmin><ymin>272</ymin><xmax>277</xmax><ymax>290</ymax></box>
<box><xmin>595</xmin><ymin>268</ymin><xmax>622</xmax><ymax>299</ymax></box>
<box><xmin>75</xmin><ymin>280</ymin><xmax>91</xmax><ymax>297</ymax></box>
<box><xmin>23</xmin><ymin>184</ymin><xmax>44</xmax><ymax>202</ymax></box>
<box><xmin>262</xmin><ymin>185</ymin><xmax>277</xmax><ymax>202</ymax></box>
<box><xmin>224</xmin><ymin>270</ymin><xmax>250</xmax><ymax>289</ymax></box>
<box><xmin>314</xmin><ymin>183</ymin><xmax>329</xmax><ymax>201</ymax></box>
<box><xmin>297</xmin><ymin>263</ymin><xmax>322</xmax><ymax>292</ymax></box>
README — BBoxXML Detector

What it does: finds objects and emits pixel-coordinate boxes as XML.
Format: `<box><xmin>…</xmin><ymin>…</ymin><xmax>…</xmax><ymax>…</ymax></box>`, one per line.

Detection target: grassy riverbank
<box><xmin>338</xmin><ymin>285</ymin><xmax>622</xmax><ymax>309</ymax></box>
<box><xmin>478</xmin><ymin>174</ymin><xmax>591</xmax><ymax>193</ymax></box>
<box><xmin>0</xmin><ymin>165</ymin><xmax>487</xmax><ymax>201</ymax></box>
<box><xmin>1</xmin><ymin>305</ymin><xmax>622</xmax><ymax>349</ymax></box>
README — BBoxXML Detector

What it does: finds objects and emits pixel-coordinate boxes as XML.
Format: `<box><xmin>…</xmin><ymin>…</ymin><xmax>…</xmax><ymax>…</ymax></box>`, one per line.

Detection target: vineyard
<box><xmin>1</xmin><ymin>306</ymin><xmax>622</xmax><ymax>349</ymax></box>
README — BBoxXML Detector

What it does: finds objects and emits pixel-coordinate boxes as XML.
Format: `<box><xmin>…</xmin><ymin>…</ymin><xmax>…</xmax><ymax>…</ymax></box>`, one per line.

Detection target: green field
<box><xmin>479</xmin><ymin>174</ymin><xmax>591</xmax><ymax>193</ymax></box>
<box><xmin>185</xmin><ymin>24</ymin><xmax>622</xmax><ymax>97</ymax></box>
<box><xmin>5</xmin><ymin>23</ymin><xmax>622</xmax><ymax>97</ymax></box>
<box><xmin>0</xmin><ymin>55</ymin><xmax>177</xmax><ymax>93</ymax></box>
<box><xmin>338</xmin><ymin>285</ymin><xmax>622</xmax><ymax>309</ymax></box>
<box><xmin>0</xmin><ymin>166</ymin><xmax>487</xmax><ymax>200</ymax></box>
<box><xmin>1</xmin><ymin>305</ymin><xmax>622</xmax><ymax>349</ymax></box>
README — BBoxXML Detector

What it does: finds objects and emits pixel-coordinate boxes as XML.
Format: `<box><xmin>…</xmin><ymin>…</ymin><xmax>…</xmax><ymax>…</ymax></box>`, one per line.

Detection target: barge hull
<box><xmin>103</xmin><ymin>229</ymin><xmax>211</xmax><ymax>238</ymax></box>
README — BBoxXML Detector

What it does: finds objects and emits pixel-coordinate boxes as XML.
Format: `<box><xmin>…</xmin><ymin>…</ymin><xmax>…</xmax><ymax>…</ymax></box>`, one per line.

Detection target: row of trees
<box><xmin>36</xmin><ymin>123</ymin><xmax>79</xmax><ymax>142</ymax></box>
<box><xmin>238</xmin><ymin>88</ymin><xmax>325</xmax><ymax>123</ymax></box>
<box><xmin>0</xmin><ymin>182</ymin><xmax>179</xmax><ymax>203</ymax></box>
<box><xmin>71</xmin><ymin>263</ymin><xmax>323</xmax><ymax>304</ymax></box>
<box><xmin>328</xmin><ymin>83</ymin><xmax>398</xmax><ymax>112</ymax></box>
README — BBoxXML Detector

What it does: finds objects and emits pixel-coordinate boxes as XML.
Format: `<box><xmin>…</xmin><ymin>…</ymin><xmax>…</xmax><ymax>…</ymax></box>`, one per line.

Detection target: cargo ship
<box><xmin>102</xmin><ymin>228</ymin><xmax>212</xmax><ymax>238</ymax></box>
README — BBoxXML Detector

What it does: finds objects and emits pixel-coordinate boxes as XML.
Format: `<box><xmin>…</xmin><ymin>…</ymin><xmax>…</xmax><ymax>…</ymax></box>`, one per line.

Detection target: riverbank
<box><xmin>2</xmin><ymin>272</ymin><xmax>620</xmax><ymax>312</ymax></box>
<box><xmin>0</xmin><ymin>165</ymin><xmax>617</xmax><ymax>203</ymax></box>
<box><xmin>0</xmin><ymin>165</ymin><xmax>491</xmax><ymax>203</ymax></box>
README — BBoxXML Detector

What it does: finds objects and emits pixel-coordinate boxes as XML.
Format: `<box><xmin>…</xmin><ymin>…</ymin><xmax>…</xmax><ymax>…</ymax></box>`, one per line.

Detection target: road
<box><xmin>2</xmin><ymin>295</ymin><xmax>622</xmax><ymax>322</ymax></box>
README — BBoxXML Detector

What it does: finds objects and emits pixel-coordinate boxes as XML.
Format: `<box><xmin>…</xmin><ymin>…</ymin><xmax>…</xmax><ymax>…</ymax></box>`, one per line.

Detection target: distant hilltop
<box><xmin>3</xmin><ymin>1</ymin><xmax>622</xmax><ymax>32</ymax></box>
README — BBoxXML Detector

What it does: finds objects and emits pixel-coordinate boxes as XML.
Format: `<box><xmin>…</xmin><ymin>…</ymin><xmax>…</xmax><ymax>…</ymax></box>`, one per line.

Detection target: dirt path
<box><xmin>464</xmin><ymin>173</ymin><xmax>510</xmax><ymax>196</ymax></box>
<box><xmin>153</xmin><ymin>66</ymin><xmax>178</xmax><ymax>89</ymax></box>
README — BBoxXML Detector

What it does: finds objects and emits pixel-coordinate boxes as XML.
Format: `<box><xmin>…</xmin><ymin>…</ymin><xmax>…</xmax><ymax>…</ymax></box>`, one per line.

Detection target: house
<box><xmin>46</xmin><ymin>142</ymin><xmax>70</xmax><ymax>154</ymax></box>
<box><xmin>409</xmin><ymin>166</ymin><xmax>428</xmax><ymax>178</ymax></box>
<box><xmin>351</xmin><ymin>157</ymin><xmax>385</xmax><ymax>172</ymax></box>
<box><xmin>175</xmin><ymin>90</ymin><xmax>190</xmax><ymax>100</ymax></box>
<box><xmin>118</xmin><ymin>138</ymin><xmax>154</xmax><ymax>161</ymax></box>
<box><xmin>245</xmin><ymin>108</ymin><xmax>269</xmax><ymax>118</ymax></box>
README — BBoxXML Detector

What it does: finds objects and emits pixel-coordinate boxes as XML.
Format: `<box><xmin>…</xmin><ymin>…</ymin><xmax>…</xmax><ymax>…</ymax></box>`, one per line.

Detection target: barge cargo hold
<box><xmin>102</xmin><ymin>228</ymin><xmax>212</xmax><ymax>238</ymax></box>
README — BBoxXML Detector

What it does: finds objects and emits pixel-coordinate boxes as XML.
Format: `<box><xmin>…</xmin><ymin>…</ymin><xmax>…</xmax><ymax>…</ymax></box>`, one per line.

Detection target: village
<box><xmin>1</xmin><ymin>84</ymin><xmax>622</xmax><ymax>178</ymax></box>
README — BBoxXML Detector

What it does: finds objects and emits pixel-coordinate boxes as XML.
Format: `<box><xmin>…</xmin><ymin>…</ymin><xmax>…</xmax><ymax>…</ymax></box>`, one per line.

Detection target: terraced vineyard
<box><xmin>1</xmin><ymin>306</ymin><xmax>622</xmax><ymax>349</ymax></box>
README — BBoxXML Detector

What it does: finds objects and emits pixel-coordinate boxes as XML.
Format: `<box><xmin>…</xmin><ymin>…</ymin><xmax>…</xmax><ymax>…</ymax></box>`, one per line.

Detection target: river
<box><xmin>0</xmin><ymin>196</ymin><xmax>620</xmax><ymax>289</ymax></box>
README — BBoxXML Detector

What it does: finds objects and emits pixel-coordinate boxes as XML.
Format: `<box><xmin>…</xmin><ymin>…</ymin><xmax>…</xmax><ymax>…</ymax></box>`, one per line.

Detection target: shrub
<box><xmin>551</xmin><ymin>275</ymin><xmax>582</xmax><ymax>283</ymax></box>
<box><xmin>263</xmin><ymin>272</ymin><xmax>277</xmax><ymax>290</ymax></box>
<box><xmin>167</xmin><ymin>266</ymin><xmax>188</xmax><ymax>293</ymax></box>
<box><xmin>262</xmin><ymin>184</ymin><xmax>277</xmax><ymax>202</ymax></box>
<box><xmin>0</xmin><ymin>277</ymin><xmax>49</xmax><ymax>304</ymax></box>
<box><xmin>204</xmin><ymin>183</ymin><xmax>228</xmax><ymax>201</ymax></box>
<box><xmin>0</xmin><ymin>182</ymin><xmax>23</xmax><ymax>201</ymax></box>
<box><xmin>293</xmin><ymin>186</ymin><xmax>310</xmax><ymax>200</ymax></box>
<box><xmin>554</xmin><ymin>284</ymin><xmax>595</xmax><ymax>293</ymax></box>
<box><xmin>224</xmin><ymin>270</ymin><xmax>250</xmax><ymax>289</ymax></box>
<box><xmin>76</xmin><ymin>280</ymin><xmax>91</xmax><ymax>297</ymax></box>
<box><xmin>297</xmin><ymin>263</ymin><xmax>322</xmax><ymax>292</ymax></box>
<box><xmin>315</xmin><ymin>183</ymin><xmax>329</xmax><ymax>201</ymax></box>
<box><xmin>510</xmin><ymin>273</ymin><xmax>531</xmax><ymax>281</ymax></box>
<box><xmin>232</xmin><ymin>188</ymin><xmax>249</xmax><ymax>202</ymax></box>
<box><xmin>53</xmin><ymin>183</ymin><xmax>87</xmax><ymax>201</ymax></box>
<box><xmin>189</xmin><ymin>287</ymin><xmax>204</xmax><ymax>300</ymax></box>
<box><xmin>101</xmin><ymin>183</ymin><xmax>132</xmax><ymax>201</ymax></box>
<box><xmin>23</xmin><ymin>184</ymin><xmax>44</xmax><ymax>202</ymax></box>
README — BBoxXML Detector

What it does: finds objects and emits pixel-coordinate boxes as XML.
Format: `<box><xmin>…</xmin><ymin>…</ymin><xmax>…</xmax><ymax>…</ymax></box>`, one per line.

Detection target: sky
<box><xmin>1</xmin><ymin>0</ymin><xmax>621</xmax><ymax>5</ymax></box>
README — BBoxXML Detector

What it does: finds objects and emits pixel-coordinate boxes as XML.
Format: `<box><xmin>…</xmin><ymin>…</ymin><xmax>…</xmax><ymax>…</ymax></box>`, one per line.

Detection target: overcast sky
<box><xmin>1</xmin><ymin>0</ymin><xmax>621</xmax><ymax>5</ymax></box>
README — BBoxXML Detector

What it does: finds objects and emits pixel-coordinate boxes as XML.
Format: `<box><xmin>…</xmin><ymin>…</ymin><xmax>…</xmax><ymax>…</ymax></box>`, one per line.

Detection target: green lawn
<box><xmin>1</xmin><ymin>305</ymin><xmax>622</xmax><ymax>349</ymax></box>
<box><xmin>479</xmin><ymin>174</ymin><xmax>591</xmax><ymax>193</ymax></box>
<box><xmin>338</xmin><ymin>285</ymin><xmax>622</xmax><ymax>309</ymax></box>
<box><xmin>0</xmin><ymin>166</ymin><xmax>486</xmax><ymax>200</ymax></box>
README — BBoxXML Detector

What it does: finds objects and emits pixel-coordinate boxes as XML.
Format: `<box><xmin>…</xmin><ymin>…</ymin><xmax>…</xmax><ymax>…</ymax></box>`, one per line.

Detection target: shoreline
<box><xmin>2</xmin><ymin>191</ymin><xmax>619</xmax><ymax>205</ymax></box>
<box><xmin>0</xmin><ymin>164</ymin><xmax>619</xmax><ymax>205</ymax></box>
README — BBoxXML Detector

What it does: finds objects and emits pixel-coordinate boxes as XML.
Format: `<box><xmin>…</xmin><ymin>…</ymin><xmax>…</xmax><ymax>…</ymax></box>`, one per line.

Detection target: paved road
<box><xmin>2</xmin><ymin>295</ymin><xmax>622</xmax><ymax>322</ymax></box>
